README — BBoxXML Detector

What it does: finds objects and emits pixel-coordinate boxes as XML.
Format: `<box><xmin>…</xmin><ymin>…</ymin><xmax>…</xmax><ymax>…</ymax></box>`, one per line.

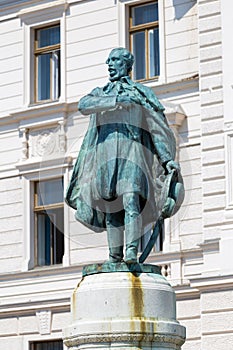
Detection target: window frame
<box><xmin>34</xmin><ymin>23</ymin><xmax>61</xmax><ymax>103</ymax></box>
<box><xmin>20</xmin><ymin>2</ymin><xmax>67</xmax><ymax>106</ymax></box>
<box><xmin>117</xmin><ymin>0</ymin><xmax>166</xmax><ymax>85</ymax></box>
<box><xmin>129</xmin><ymin>0</ymin><xmax>160</xmax><ymax>82</ymax></box>
<box><xmin>33</xmin><ymin>177</ymin><xmax>64</xmax><ymax>268</ymax></box>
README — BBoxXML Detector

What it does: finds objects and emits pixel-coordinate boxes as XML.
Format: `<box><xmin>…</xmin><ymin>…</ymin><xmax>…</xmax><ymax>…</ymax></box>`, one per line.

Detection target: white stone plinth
<box><xmin>63</xmin><ymin>263</ymin><xmax>185</xmax><ymax>349</ymax></box>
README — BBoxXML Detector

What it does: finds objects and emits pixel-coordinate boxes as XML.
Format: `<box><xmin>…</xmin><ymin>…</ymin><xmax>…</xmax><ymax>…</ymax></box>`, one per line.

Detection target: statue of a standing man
<box><xmin>66</xmin><ymin>48</ymin><xmax>182</xmax><ymax>263</ymax></box>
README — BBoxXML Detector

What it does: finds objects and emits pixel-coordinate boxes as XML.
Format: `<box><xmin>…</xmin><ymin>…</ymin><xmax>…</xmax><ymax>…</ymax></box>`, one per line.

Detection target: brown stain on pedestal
<box><xmin>129</xmin><ymin>272</ymin><xmax>144</xmax><ymax>317</ymax></box>
<box><xmin>129</xmin><ymin>272</ymin><xmax>146</xmax><ymax>345</ymax></box>
<box><xmin>72</xmin><ymin>277</ymin><xmax>84</xmax><ymax>321</ymax></box>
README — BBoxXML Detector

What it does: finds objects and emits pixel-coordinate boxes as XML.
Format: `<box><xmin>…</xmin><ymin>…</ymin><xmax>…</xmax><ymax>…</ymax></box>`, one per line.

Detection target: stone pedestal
<box><xmin>63</xmin><ymin>263</ymin><xmax>185</xmax><ymax>349</ymax></box>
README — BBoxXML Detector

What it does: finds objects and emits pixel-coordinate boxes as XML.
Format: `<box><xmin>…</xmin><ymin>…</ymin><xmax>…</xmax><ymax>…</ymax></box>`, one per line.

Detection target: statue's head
<box><xmin>106</xmin><ymin>47</ymin><xmax>134</xmax><ymax>82</ymax></box>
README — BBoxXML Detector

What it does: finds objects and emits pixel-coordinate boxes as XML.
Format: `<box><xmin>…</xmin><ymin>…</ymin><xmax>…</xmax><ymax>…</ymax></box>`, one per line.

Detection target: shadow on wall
<box><xmin>172</xmin><ymin>0</ymin><xmax>196</xmax><ymax>20</ymax></box>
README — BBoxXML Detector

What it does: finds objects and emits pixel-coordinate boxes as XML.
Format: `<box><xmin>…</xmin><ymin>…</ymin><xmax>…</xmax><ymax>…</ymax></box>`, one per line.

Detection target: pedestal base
<box><xmin>63</xmin><ymin>262</ymin><xmax>185</xmax><ymax>350</ymax></box>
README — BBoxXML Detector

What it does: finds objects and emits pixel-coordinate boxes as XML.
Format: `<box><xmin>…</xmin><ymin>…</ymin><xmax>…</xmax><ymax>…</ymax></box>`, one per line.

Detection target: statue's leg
<box><xmin>123</xmin><ymin>193</ymin><xmax>142</xmax><ymax>263</ymax></box>
<box><xmin>106</xmin><ymin>212</ymin><xmax>124</xmax><ymax>263</ymax></box>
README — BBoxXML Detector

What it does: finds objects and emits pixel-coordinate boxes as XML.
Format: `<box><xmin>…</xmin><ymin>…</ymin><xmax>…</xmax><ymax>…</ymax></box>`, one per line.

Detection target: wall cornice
<box><xmin>0</xmin><ymin>101</ymin><xmax>78</xmax><ymax>127</ymax></box>
<box><xmin>17</xmin><ymin>0</ymin><xmax>69</xmax><ymax>18</ymax></box>
<box><xmin>190</xmin><ymin>274</ymin><xmax>233</xmax><ymax>292</ymax></box>
<box><xmin>0</xmin><ymin>263</ymin><xmax>83</xmax><ymax>282</ymax></box>
<box><xmin>0</xmin><ymin>0</ymin><xmax>68</xmax><ymax>21</ymax></box>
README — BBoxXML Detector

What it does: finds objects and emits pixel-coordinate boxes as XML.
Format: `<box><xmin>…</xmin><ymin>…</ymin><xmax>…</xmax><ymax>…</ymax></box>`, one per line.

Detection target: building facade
<box><xmin>0</xmin><ymin>0</ymin><xmax>232</xmax><ymax>349</ymax></box>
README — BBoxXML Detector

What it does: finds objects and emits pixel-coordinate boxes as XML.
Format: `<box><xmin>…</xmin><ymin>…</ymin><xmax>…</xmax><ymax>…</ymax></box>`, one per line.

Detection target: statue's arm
<box><xmin>154</xmin><ymin>141</ymin><xmax>174</xmax><ymax>165</ymax></box>
<box><xmin>155</xmin><ymin>139</ymin><xmax>180</xmax><ymax>173</ymax></box>
<box><xmin>145</xmin><ymin>109</ymin><xmax>178</xmax><ymax>172</ymax></box>
<box><xmin>78</xmin><ymin>88</ymin><xmax>117</xmax><ymax>115</ymax></box>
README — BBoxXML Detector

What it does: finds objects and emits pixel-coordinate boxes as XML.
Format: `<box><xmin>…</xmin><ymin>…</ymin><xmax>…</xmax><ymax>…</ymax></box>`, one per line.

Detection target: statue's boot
<box><xmin>106</xmin><ymin>213</ymin><xmax>124</xmax><ymax>263</ymax></box>
<box><xmin>125</xmin><ymin>240</ymin><xmax>139</xmax><ymax>263</ymax></box>
<box><xmin>123</xmin><ymin>193</ymin><xmax>141</xmax><ymax>264</ymax></box>
<box><xmin>109</xmin><ymin>246</ymin><xmax>124</xmax><ymax>263</ymax></box>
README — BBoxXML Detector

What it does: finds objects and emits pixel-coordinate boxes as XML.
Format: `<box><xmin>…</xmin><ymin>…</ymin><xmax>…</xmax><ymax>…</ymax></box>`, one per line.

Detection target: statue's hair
<box><xmin>107</xmin><ymin>47</ymin><xmax>134</xmax><ymax>73</ymax></box>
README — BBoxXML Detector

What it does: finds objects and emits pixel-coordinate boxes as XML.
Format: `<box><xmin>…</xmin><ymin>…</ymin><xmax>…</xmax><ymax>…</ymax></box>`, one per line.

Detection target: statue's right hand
<box><xmin>116</xmin><ymin>95</ymin><xmax>132</xmax><ymax>105</ymax></box>
<box><xmin>116</xmin><ymin>95</ymin><xmax>141</xmax><ymax>108</ymax></box>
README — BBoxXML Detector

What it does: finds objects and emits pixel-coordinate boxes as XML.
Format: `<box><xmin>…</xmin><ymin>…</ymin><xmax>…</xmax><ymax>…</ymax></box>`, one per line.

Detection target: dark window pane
<box><xmin>37</xmin><ymin>208</ymin><xmax>64</xmax><ymax>266</ymax></box>
<box><xmin>38</xmin><ymin>53</ymin><xmax>50</xmax><ymax>101</ymax></box>
<box><xmin>31</xmin><ymin>340</ymin><xmax>63</xmax><ymax>350</ymax></box>
<box><xmin>36</xmin><ymin>179</ymin><xmax>63</xmax><ymax>206</ymax></box>
<box><xmin>132</xmin><ymin>2</ymin><xmax>158</xmax><ymax>26</ymax></box>
<box><xmin>47</xmin><ymin>208</ymin><xmax>64</xmax><ymax>264</ymax></box>
<box><xmin>132</xmin><ymin>32</ymin><xmax>146</xmax><ymax>80</ymax></box>
<box><xmin>37</xmin><ymin>26</ymin><xmax>60</xmax><ymax>48</ymax></box>
<box><xmin>37</xmin><ymin>213</ymin><xmax>51</xmax><ymax>266</ymax></box>
<box><xmin>35</xmin><ymin>178</ymin><xmax>64</xmax><ymax>267</ymax></box>
<box><xmin>149</xmin><ymin>27</ymin><xmax>160</xmax><ymax>77</ymax></box>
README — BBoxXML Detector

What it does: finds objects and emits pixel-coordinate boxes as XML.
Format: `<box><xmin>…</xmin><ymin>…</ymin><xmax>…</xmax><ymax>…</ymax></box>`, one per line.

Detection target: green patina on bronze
<box><xmin>82</xmin><ymin>262</ymin><xmax>161</xmax><ymax>277</ymax></box>
<box><xmin>65</xmin><ymin>47</ymin><xmax>184</xmax><ymax>266</ymax></box>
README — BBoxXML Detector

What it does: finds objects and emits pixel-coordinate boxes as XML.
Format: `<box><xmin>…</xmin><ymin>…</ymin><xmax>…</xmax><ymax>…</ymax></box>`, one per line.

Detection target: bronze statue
<box><xmin>66</xmin><ymin>48</ymin><xmax>183</xmax><ymax>264</ymax></box>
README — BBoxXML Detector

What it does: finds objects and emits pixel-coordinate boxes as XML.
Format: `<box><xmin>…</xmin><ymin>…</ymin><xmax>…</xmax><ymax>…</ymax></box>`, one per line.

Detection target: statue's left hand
<box><xmin>165</xmin><ymin>160</ymin><xmax>180</xmax><ymax>174</ymax></box>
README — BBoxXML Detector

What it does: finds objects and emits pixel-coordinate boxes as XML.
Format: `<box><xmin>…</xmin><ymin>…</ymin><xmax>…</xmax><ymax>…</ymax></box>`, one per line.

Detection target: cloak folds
<box><xmin>65</xmin><ymin>78</ymin><xmax>178</xmax><ymax>233</ymax></box>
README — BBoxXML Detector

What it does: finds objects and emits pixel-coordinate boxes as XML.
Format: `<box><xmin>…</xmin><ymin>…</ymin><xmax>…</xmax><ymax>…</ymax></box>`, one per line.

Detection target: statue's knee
<box><xmin>123</xmin><ymin>193</ymin><xmax>140</xmax><ymax>212</ymax></box>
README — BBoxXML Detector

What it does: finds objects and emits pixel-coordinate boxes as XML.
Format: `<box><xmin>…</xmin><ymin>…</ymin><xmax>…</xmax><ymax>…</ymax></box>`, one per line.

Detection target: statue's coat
<box><xmin>65</xmin><ymin>77</ymin><xmax>176</xmax><ymax>232</ymax></box>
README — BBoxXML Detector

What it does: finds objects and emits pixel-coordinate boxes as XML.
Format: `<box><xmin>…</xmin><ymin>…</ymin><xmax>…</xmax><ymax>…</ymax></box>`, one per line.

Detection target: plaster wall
<box><xmin>0</xmin><ymin>17</ymin><xmax>23</xmax><ymax>115</ymax></box>
<box><xmin>67</xmin><ymin>0</ymin><xmax>118</xmax><ymax>101</ymax></box>
<box><xmin>0</xmin><ymin>0</ymin><xmax>232</xmax><ymax>349</ymax></box>
<box><xmin>165</xmin><ymin>0</ymin><xmax>198</xmax><ymax>81</ymax></box>
<box><xmin>0</xmin><ymin>176</ymin><xmax>23</xmax><ymax>273</ymax></box>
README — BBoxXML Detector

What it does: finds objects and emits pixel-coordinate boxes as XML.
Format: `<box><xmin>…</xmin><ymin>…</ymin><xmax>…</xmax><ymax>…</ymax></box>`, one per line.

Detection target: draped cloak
<box><xmin>65</xmin><ymin>76</ymin><xmax>177</xmax><ymax>233</ymax></box>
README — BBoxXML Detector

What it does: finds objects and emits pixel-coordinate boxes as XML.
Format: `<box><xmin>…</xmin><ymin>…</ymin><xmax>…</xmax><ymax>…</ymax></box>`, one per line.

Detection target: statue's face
<box><xmin>106</xmin><ymin>50</ymin><xmax>128</xmax><ymax>82</ymax></box>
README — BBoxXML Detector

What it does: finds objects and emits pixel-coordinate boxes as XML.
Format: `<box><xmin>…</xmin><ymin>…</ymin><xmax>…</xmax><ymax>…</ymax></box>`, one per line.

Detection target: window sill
<box><xmin>33</xmin><ymin>263</ymin><xmax>64</xmax><ymax>271</ymax></box>
<box><xmin>136</xmin><ymin>76</ymin><xmax>165</xmax><ymax>88</ymax></box>
<box><xmin>29</xmin><ymin>99</ymin><xmax>60</xmax><ymax>107</ymax></box>
<box><xmin>148</xmin><ymin>75</ymin><xmax>199</xmax><ymax>96</ymax></box>
<box><xmin>26</xmin><ymin>263</ymin><xmax>85</xmax><ymax>278</ymax></box>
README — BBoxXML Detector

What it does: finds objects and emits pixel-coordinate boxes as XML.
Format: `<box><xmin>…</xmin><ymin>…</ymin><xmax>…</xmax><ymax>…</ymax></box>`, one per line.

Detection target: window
<box><xmin>34</xmin><ymin>178</ymin><xmax>64</xmax><ymax>267</ymax></box>
<box><xmin>30</xmin><ymin>340</ymin><xmax>63</xmax><ymax>350</ymax></box>
<box><xmin>129</xmin><ymin>1</ymin><xmax>160</xmax><ymax>81</ymax></box>
<box><xmin>34</xmin><ymin>24</ymin><xmax>61</xmax><ymax>102</ymax></box>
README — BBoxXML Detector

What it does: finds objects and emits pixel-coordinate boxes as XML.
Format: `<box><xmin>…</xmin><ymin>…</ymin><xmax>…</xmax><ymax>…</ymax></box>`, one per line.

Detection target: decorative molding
<box><xmin>162</xmin><ymin>100</ymin><xmax>186</xmax><ymax>127</ymax></box>
<box><xmin>58</xmin><ymin>120</ymin><xmax>66</xmax><ymax>154</ymax></box>
<box><xmin>225</xmin><ymin>122</ymin><xmax>233</xmax><ymax>131</ymax></box>
<box><xmin>36</xmin><ymin>310</ymin><xmax>51</xmax><ymax>335</ymax></box>
<box><xmin>162</xmin><ymin>100</ymin><xmax>186</xmax><ymax>161</ymax></box>
<box><xmin>160</xmin><ymin>263</ymin><xmax>171</xmax><ymax>278</ymax></box>
<box><xmin>19</xmin><ymin>127</ymin><xmax>28</xmax><ymax>161</ymax></box>
<box><xmin>16</xmin><ymin>109</ymin><xmax>69</xmax><ymax>171</ymax></box>
<box><xmin>17</xmin><ymin>123</ymin><xmax>69</xmax><ymax>175</ymax></box>
<box><xmin>29</xmin><ymin>127</ymin><xmax>59</xmax><ymax>158</ymax></box>
<box><xmin>198</xmin><ymin>238</ymin><xmax>220</xmax><ymax>253</ymax></box>
<box><xmin>64</xmin><ymin>332</ymin><xmax>185</xmax><ymax>347</ymax></box>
